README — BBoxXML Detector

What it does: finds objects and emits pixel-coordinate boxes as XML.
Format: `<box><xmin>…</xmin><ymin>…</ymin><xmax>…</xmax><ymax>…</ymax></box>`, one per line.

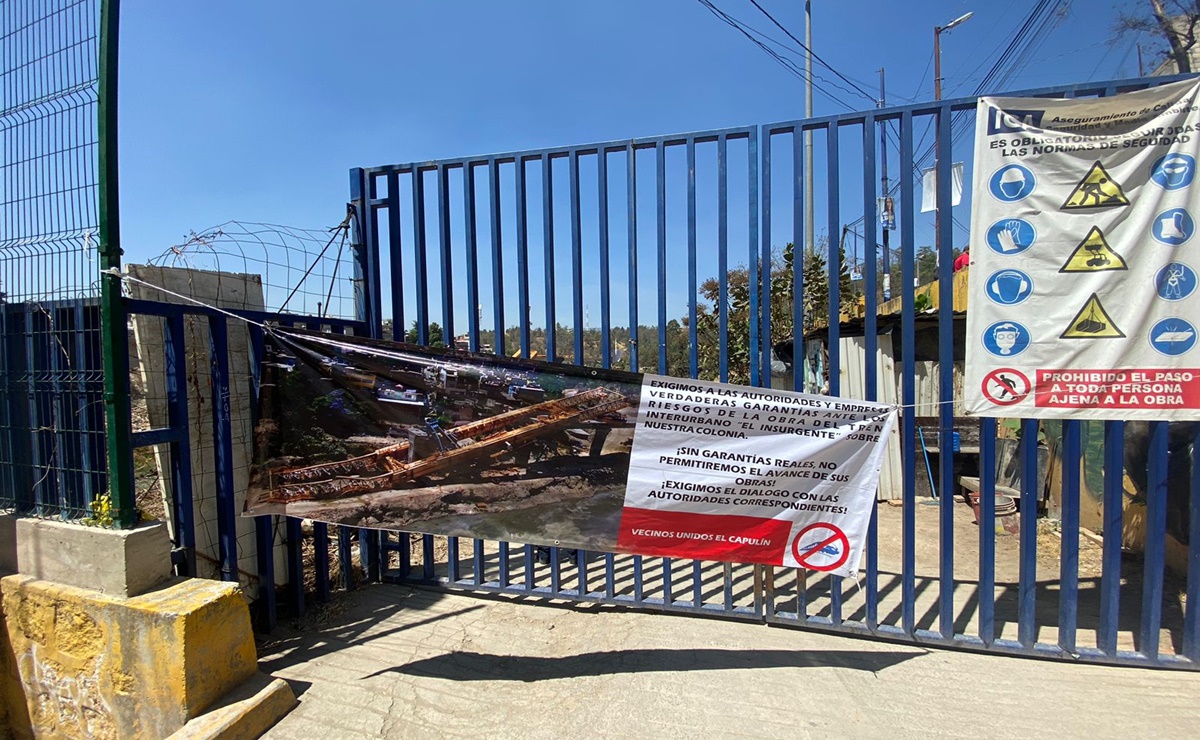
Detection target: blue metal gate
<box><xmin>119</xmin><ymin>74</ymin><xmax>1199</xmax><ymax>671</ymax></box>
<box><xmin>338</xmin><ymin>73</ymin><xmax>1199</xmax><ymax>670</ymax></box>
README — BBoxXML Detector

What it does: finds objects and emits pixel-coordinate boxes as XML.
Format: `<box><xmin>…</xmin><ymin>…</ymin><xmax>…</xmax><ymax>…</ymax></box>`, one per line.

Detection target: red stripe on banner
<box><xmin>1034</xmin><ymin>368</ymin><xmax>1200</xmax><ymax>410</ymax></box>
<box><xmin>616</xmin><ymin>507</ymin><xmax>792</xmax><ymax>564</ymax></box>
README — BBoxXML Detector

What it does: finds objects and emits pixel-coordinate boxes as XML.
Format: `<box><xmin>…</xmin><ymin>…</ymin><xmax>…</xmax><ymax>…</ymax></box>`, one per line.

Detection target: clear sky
<box><xmin>118</xmin><ymin>1</ymin><xmax>1149</xmax><ymax>332</ymax></box>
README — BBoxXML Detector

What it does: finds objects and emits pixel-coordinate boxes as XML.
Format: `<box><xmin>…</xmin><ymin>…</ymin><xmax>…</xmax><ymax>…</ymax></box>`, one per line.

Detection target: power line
<box><xmin>884</xmin><ymin>1</ymin><xmax>1065</xmax><ymax>234</ymax></box>
<box><xmin>745</xmin><ymin>21</ymin><xmax>883</xmax><ymax>105</ymax></box>
<box><xmin>911</xmin><ymin>0</ymin><xmax>1065</xmax><ymax>176</ymax></box>
<box><xmin>693</xmin><ymin>0</ymin><xmax>855</xmax><ymax>110</ymax></box>
<box><xmin>911</xmin><ymin>1</ymin><xmax>1056</xmax><ymax>154</ymax></box>
<box><xmin>745</xmin><ymin>0</ymin><xmax>879</xmax><ymax>104</ymax></box>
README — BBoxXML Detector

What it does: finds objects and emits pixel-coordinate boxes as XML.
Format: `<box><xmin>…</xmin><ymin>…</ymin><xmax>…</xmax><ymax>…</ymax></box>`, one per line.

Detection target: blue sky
<box><xmin>118</xmin><ymin>1</ymin><xmax>1148</xmax><ymax>334</ymax></box>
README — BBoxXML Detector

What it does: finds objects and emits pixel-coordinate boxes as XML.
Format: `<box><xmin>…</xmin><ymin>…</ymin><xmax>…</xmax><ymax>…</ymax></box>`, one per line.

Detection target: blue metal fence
<box><xmin>0</xmin><ymin>299</ymin><xmax>107</xmax><ymax>518</ymax></box>
<box><xmin>121</xmin><ymin>74</ymin><xmax>1198</xmax><ymax>669</ymax></box>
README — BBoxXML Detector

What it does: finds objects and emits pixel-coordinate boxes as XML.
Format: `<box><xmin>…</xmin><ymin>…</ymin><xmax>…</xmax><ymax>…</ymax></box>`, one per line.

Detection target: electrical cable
<box><xmin>694</xmin><ymin>0</ymin><xmax>855</xmax><ymax>109</ymax></box>
<box><xmin>746</xmin><ymin>0</ymin><xmax>879</xmax><ymax>104</ymax></box>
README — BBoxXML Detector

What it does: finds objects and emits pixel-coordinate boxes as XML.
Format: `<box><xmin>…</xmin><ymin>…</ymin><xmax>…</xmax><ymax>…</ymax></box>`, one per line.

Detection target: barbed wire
<box><xmin>143</xmin><ymin>219</ymin><xmax>359</xmax><ymax>320</ymax></box>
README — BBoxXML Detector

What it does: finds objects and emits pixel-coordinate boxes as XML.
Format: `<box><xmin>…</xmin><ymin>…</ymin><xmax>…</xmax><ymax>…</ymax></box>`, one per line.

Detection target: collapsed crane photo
<box><xmin>247</xmin><ymin>328</ymin><xmax>642</xmax><ymax>546</ymax></box>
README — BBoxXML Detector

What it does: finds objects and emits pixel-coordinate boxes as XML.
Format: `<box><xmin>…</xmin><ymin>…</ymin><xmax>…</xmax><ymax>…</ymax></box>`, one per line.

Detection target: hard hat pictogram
<box><xmin>988</xmin><ymin>164</ymin><xmax>1036</xmax><ymax>202</ymax></box>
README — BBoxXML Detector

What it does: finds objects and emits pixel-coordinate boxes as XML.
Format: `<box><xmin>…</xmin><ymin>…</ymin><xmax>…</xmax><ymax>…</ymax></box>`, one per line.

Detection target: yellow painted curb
<box><xmin>167</xmin><ymin>672</ymin><xmax>296</xmax><ymax>740</ymax></box>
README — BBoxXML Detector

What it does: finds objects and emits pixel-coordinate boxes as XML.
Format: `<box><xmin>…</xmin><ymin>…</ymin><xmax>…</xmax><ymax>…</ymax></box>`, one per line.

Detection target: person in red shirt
<box><xmin>953</xmin><ymin>247</ymin><xmax>970</xmax><ymax>272</ymax></box>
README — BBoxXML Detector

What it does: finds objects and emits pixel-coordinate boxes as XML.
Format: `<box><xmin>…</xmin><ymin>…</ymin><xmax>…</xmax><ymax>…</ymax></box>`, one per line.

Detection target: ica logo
<box><xmin>987</xmin><ymin>106</ymin><xmax>1045</xmax><ymax>135</ymax></box>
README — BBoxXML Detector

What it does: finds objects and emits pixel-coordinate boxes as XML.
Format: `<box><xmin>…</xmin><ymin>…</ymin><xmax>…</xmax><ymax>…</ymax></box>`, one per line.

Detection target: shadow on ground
<box><xmin>259</xmin><ymin>602</ymin><xmax>488</xmax><ymax>678</ymax></box>
<box><xmin>368</xmin><ymin>647</ymin><xmax>926</xmax><ymax>682</ymax></box>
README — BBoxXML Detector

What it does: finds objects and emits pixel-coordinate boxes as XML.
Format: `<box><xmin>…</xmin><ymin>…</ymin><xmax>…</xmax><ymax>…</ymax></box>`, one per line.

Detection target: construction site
<box><xmin>246</xmin><ymin>330</ymin><xmax>641</xmax><ymax>545</ymax></box>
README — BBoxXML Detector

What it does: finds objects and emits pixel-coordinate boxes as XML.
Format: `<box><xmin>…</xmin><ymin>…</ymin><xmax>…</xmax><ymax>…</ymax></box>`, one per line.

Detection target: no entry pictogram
<box><xmin>791</xmin><ymin>522</ymin><xmax>850</xmax><ymax>572</ymax></box>
<box><xmin>981</xmin><ymin>368</ymin><xmax>1030</xmax><ymax>406</ymax></box>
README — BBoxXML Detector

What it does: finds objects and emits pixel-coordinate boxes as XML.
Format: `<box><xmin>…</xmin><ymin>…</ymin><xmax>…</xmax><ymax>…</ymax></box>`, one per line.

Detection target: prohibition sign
<box><xmin>981</xmin><ymin>368</ymin><xmax>1030</xmax><ymax>406</ymax></box>
<box><xmin>791</xmin><ymin>522</ymin><xmax>850</xmax><ymax>572</ymax></box>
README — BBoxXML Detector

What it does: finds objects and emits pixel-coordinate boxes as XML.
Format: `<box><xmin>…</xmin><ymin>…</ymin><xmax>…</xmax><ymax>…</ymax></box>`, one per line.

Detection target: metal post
<box><xmin>349</xmin><ymin>169</ymin><xmax>382</xmax><ymax>339</ymax></box>
<box><xmin>931</xmin><ymin>12</ymin><xmax>970</xmax><ymax>267</ymax></box>
<box><xmin>98</xmin><ymin>0</ymin><xmax>136</xmax><ymax>527</ymax></box>
<box><xmin>933</xmin><ymin>26</ymin><xmax>942</xmax><ymax>260</ymax></box>
<box><xmin>804</xmin><ymin>0</ymin><xmax>814</xmax><ymax>253</ymax></box>
<box><xmin>879</xmin><ymin>67</ymin><xmax>890</xmax><ymax>300</ymax></box>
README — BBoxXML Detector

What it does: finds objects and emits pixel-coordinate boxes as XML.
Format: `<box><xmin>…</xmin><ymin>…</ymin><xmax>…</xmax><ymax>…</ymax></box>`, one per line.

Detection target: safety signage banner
<box><xmin>965</xmin><ymin>78</ymin><xmax>1200</xmax><ymax>420</ymax></box>
<box><xmin>245</xmin><ymin>329</ymin><xmax>896</xmax><ymax>578</ymax></box>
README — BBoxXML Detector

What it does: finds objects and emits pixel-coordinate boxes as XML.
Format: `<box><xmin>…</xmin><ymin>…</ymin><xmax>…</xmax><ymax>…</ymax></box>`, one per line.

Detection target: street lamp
<box><xmin>934</xmin><ymin>12</ymin><xmax>973</xmax><ymax>101</ymax></box>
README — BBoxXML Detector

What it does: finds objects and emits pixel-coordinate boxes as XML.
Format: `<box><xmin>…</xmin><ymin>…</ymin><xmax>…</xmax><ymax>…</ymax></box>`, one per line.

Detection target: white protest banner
<box><xmin>248</xmin><ymin>331</ymin><xmax>898</xmax><ymax>578</ymax></box>
<box><xmin>617</xmin><ymin>376</ymin><xmax>897</xmax><ymax>579</ymax></box>
<box><xmin>965</xmin><ymin>79</ymin><xmax>1200</xmax><ymax>420</ymax></box>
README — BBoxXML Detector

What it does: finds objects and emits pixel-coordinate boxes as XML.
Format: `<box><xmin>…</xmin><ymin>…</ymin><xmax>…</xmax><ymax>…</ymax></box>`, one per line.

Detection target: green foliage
<box><xmin>83</xmin><ymin>493</ymin><xmax>116</xmax><ymax>527</ymax></box>
<box><xmin>373</xmin><ymin>235</ymin><xmax>868</xmax><ymax>385</ymax></box>
<box><xmin>284</xmin><ymin>427</ymin><xmax>349</xmax><ymax>460</ymax></box>
<box><xmin>405</xmin><ymin>321</ymin><xmax>445</xmax><ymax>346</ymax></box>
<box><xmin>691</xmin><ymin>242</ymin><xmax>800</xmax><ymax>385</ymax></box>
<box><xmin>801</xmin><ymin>242</ymin><xmax>828</xmax><ymax>333</ymax></box>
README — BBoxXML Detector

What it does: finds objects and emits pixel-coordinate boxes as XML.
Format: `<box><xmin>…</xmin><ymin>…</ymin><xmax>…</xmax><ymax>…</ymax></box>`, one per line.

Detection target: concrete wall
<box><xmin>127</xmin><ymin>265</ymin><xmax>286</xmax><ymax>587</ymax></box>
<box><xmin>0</xmin><ymin>575</ymin><xmax>258</xmax><ymax>739</ymax></box>
<box><xmin>0</xmin><ymin>518</ymin><xmax>293</xmax><ymax>738</ymax></box>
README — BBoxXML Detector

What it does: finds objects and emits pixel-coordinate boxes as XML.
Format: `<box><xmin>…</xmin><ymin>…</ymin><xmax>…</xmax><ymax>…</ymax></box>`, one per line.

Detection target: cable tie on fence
<box><xmin>102</xmin><ymin>268</ymin><xmax>272</xmax><ymax>330</ymax></box>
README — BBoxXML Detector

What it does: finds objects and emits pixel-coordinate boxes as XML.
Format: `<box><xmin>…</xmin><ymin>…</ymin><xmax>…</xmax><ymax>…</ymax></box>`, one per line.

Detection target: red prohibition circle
<box><xmin>791</xmin><ymin>522</ymin><xmax>850</xmax><ymax>572</ymax></box>
<box><xmin>981</xmin><ymin>368</ymin><xmax>1031</xmax><ymax>406</ymax></box>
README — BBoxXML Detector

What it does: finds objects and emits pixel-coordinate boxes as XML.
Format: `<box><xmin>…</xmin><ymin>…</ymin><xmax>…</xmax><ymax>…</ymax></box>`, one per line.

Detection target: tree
<box><xmin>404</xmin><ymin>321</ymin><xmax>444</xmax><ymax>347</ymax></box>
<box><xmin>800</xmin><ymin>236</ymin><xmax>858</xmax><ymax>330</ymax></box>
<box><xmin>801</xmin><ymin>242</ymin><xmax>828</xmax><ymax>334</ymax></box>
<box><xmin>916</xmin><ymin>245</ymin><xmax>938</xmax><ymax>287</ymax></box>
<box><xmin>1116</xmin><ymin>1</ymin><xmax>1200</xmax><ymax>74</ymax></box>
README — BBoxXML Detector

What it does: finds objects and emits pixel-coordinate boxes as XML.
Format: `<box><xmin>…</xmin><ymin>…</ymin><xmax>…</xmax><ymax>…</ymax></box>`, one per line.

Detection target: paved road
<box><xmin>258</xmin><ymin>584</ymin><xmax>1200</xmax><ymax>739</ymax></box>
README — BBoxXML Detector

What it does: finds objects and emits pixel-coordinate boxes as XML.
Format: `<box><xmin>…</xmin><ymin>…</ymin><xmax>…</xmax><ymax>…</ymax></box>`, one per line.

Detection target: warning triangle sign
<box><xmin>1059</xmin><ymin>226</ymin><xmax>1127</xmax><ymax>273</ymax></box>
<box><xmin>1060</xmin><ymin>292</ymin><xmax>1125</xmax><ymax>339</ymax></box>
<box><xmin>1061</xmin><ymin>161</ymin><xmax>1130</xmax><ymax>210</ymax></box>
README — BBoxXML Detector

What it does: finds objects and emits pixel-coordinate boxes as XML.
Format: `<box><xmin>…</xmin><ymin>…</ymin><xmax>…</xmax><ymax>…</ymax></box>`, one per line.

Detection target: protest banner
<box><xmin>246</xmin><ymin>329</ymin><xmax>896</xmax><ymax>578</ymax></box>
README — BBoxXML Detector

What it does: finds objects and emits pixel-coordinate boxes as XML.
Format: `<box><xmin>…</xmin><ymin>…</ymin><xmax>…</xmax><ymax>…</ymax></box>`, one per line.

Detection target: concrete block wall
<box><xmin>1</xmin><ymin>575</ymin><xmax>259</xmax><ymax>738</ymax></box>
<box><xmin>128</xmin><ymin>265</ymin><xmax>287</xmax><ymax>588</ymax></box>
<box><xmin>0</xmin><ymin>516</ymin><xmax>294</xmax><ymax>738</ymax></box>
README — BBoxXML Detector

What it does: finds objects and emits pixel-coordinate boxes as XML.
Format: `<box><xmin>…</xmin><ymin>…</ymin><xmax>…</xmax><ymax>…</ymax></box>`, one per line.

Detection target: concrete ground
<box><xmin>258</xmin><ymin>583</ymin><xmax>1200</xmax><ymax>739</ymax></box>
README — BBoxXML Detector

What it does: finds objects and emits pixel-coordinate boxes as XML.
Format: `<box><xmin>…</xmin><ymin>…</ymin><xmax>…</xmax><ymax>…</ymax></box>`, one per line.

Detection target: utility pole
<box><xmin>804</xmin><ymin>0</ymin><xmax>814</xmax><ymax>255</ymax></box>
<box><xmin>879</xmin><ymin>67</ymin><xmax>891</xmax><ymax>301</ymax></box>
<box><xmin>933</xmin><ymin>28</ymin><xmax>942</xmax><ymax>102</ymax></box>
<box><xmin>932</xmin><ymin>13</ymin><xmax>972</xmax><ymax>261</ymax></box>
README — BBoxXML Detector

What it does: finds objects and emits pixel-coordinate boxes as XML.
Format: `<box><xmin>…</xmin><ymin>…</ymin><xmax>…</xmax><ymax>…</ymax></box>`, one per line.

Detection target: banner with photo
<box><xmin>245</xmin><ymin>329</ymin><xmax>897</xmax><ymax>578</ymax></box>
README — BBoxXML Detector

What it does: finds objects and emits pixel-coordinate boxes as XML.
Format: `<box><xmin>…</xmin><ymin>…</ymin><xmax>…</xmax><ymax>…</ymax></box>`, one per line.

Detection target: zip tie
<box><xmin>102</xmin><ymin>267</ymin><xmax>272</xmax><ymax>330</ymax></box>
